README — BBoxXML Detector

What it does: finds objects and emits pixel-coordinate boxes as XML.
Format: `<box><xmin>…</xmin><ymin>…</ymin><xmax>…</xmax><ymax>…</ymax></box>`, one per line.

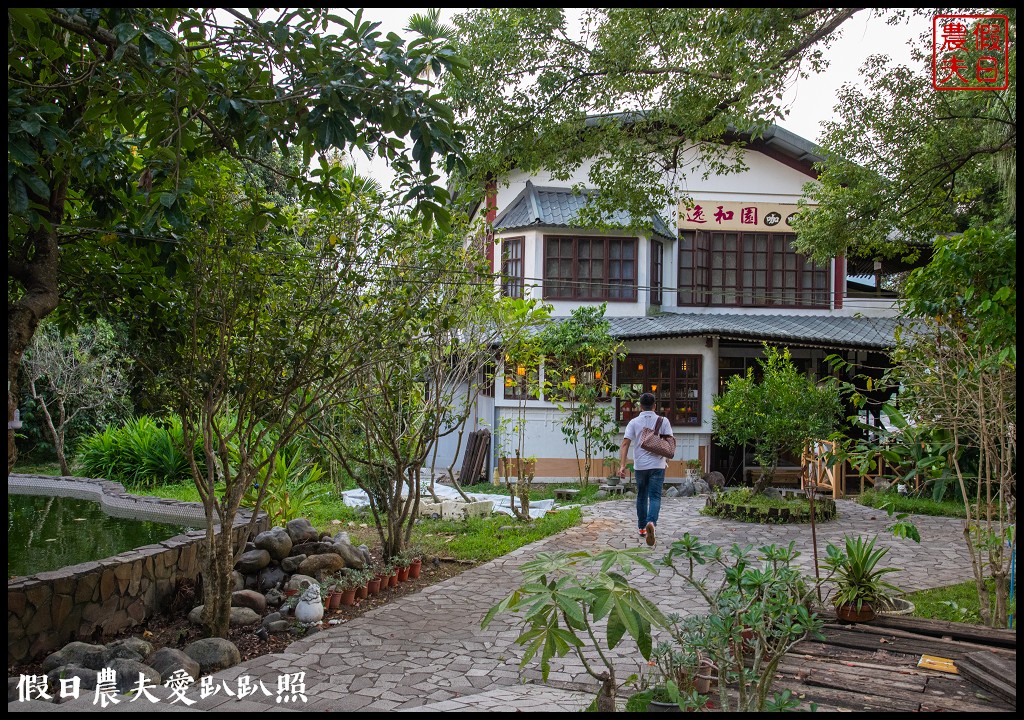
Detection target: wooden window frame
<box><xmin>677</xmin><ymin>231</ymin><xmax>828</xmax><ymax>308</ymax></box>
<box><xmin>500</xmin><ymin>236</ymin><xmax>525</xmax><ymax>299</ymax></box>
<box><xmin>650</xmin><ymin>239</ymin><xmax>664</xmax><ymax>305</ymax></box>
<box><xmin>543</xmin><ymin>235</ymin><xmax>638</xmax><ymax>302</ymax></box>
<box><xmin>616</xmin><ymin>354</ymin><xmax>703</xmax><ymax>427</ymax></box>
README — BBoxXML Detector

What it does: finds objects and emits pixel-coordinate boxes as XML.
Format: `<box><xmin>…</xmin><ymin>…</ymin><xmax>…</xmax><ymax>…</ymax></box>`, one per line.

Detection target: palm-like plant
<box><xmin>823</xmin><ymin>535</ymin><xmax>902</xmax><ymax>612</ymax></box>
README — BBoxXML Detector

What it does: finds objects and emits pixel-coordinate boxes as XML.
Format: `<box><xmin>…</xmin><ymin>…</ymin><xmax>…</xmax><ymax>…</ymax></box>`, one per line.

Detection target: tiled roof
<box><xmin>493</xmin><ymin>181</ymin><xmax>676</xmax><ymax>241</ymax></box>
<box><xmin>605</xmin><ymin>312</ymin><xmax>900</xmax><ymax>350</ymax></box>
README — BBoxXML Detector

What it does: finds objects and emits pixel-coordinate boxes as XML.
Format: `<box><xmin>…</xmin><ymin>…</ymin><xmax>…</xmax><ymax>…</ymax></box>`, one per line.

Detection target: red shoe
<box><xmin>645</xmin><ymin>522</ymin><xmax>656</xmax><ymax>546</ymax></box>
<box><xmin>638</xmin><ymin>528</ymin><xmax>646</xmax><ymax>538</ymax></box>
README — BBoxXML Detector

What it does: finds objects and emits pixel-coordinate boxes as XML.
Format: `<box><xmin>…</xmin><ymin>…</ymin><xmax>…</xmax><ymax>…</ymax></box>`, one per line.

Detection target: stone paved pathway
<box><xmin>10</xmin><ymin>496</ymin><xmax>974</xmax><ymax>713</ymax></box>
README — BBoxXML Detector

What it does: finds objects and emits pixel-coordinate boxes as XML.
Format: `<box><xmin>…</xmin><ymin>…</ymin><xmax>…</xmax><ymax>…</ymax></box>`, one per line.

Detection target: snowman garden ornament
<box><xmin>294</xmin><ymin>580</ymin><xmax>324</xmax><ymax>624</ymax></box>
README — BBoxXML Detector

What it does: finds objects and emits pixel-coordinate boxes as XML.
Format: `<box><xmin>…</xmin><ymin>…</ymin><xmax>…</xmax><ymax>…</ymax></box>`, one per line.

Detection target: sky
<box><xmin>349</xmin><ymin>8</ymin><xmax>935</xmax><ymax>188</ymax></box>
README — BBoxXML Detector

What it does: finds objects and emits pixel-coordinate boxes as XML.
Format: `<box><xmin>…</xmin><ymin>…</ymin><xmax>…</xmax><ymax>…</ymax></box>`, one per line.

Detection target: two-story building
<box><xmin>438</xmin><ymin>124</ymin><xmax>916</xmax><ymax>485</ymax></box>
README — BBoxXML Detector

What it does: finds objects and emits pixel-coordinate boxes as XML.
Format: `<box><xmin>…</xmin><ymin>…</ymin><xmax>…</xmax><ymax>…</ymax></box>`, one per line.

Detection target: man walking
<box><xmin>618</xmin><ymin>392</ymin><xmax>673</xmax><ymax>546</ymax></box>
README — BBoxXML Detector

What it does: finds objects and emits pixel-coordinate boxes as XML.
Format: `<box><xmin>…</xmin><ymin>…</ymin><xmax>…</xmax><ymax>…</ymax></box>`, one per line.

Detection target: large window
<box><xmin>650</xmin><ymin>240</ymin><xmax>663</xmax><ymax>305</ymax></box>
<box><xmin>544</xmin><ymin>236</ymin><xmax>637</xmax><ymax>301</ymax></box>
<box><xmin>617</xmin><ymin>354</ymin><xmax>702</xmax><ymax>426</ymax></box>
<box><xmin>500</xmin><ymin>236</ymin><xmax>525</xmax><ymax>299</ymax></box>
<box><xmin>678</xmin><ymin>231</ymin><xmax>828</xmax><ymax>307</ymax></box>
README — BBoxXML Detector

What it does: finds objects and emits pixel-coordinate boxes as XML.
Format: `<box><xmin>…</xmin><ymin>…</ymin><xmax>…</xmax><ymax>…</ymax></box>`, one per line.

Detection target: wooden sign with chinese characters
<box><xmin>678</xmin><ymin>202</ymin><xmax>807</xmax><ymax>231</ymax></box>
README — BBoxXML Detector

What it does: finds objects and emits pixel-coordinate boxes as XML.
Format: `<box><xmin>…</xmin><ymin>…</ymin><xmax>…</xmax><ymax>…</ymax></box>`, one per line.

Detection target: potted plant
<box><xmin>353</xmin><ymin>569</ymin><xmax>371</xmax><ymax>601</ymax></box>
<box><xmin>403</xmin><ymin>549</ymin><xmax>423</xmax><ymax>579</ymax></box>
<box><xmin>685</xmin><ymin>458</ymin><xmax>702</xmax><ymax>480</ymax></box>
<box><xmin>366</xmin><ymin>570</ymin><xmax>382</xmax><ymax>595</ymax></box>
<box><xmin>322</xmin><ymin>575</ymin><xmax>343</xmax><ymax>610</ymax></box>
<box><xmin>823</xmin><ymin>534</ymin><xmax>902</xmax><ymax>622</ymax></box>
<box><xmin>383</xmin><ymin>562</ymin><xmax>398</xmax><ymax>589</ymax></box>
<box><xmin>394</xmin><ymin>554</ymin><xmax>411</xmax><ymax>582</ymax></box>
<box><xmin>338</xmin><ymin>572</ymin><xmax>360</xmax><ymax>607</ymax></box>
<box><xmin>646</xmin><ymin>641</ymin><xmax>716</xmax><ymax>711</ymax></box>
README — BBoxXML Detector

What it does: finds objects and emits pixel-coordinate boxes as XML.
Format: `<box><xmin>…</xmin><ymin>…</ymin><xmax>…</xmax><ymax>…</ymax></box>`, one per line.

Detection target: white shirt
<box><xmin>623</xmin><ymin>410</ymin><xmax>675</xmax><ymax>471</ymax></box>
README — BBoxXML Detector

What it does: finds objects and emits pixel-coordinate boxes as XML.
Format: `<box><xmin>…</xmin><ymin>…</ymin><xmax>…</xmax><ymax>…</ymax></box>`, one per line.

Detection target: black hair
<box><xmin>638</xmin><ymin>392</ymin><xmax>655</xmax><ymax>409</ymax></box>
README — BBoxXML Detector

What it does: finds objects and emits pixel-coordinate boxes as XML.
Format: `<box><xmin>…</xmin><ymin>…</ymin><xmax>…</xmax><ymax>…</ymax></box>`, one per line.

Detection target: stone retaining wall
<box><xmin>7</xmin><ymin>475</ymin><xmax>268</xmax><ymax>665</ymax></box>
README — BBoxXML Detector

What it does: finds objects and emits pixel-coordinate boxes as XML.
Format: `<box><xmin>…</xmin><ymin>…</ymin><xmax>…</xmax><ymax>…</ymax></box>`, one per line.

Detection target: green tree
<box><xmin>794</xmin><ymin>10</ymin><xmax>1016</xmax><ymax>262</ymax></box>
<box><xmin>21</xmin><ymin>319</ymin><xmax>128</xmax><ymax>474</ymax></box>
<box><xmin>445</xmin><ymin>8</ymin><xmax>865</xmax><ymax>224</ymax></box>
<box><xmin>163</xmin><ymin>156</ymin><xmax>385</xmax><ymax>638</ymax></box>
<box><xmin>8</xmin><ymin>7</ymin><xmax>465</xmax><ymax>471</ymax></box>
<box><xmin>893</xmin><ymin>226</ymin><xmax>1015</xmax><ymax>627</ymax></box>
<box><xmin>538</xmin><ymin>304</ymin><xmax>626</xmax><ymax>487</ymax></box>
<box><xmin>712</xmin><ymin>345</ymin><xmax>842</xmax><ymax>495</ymax></box>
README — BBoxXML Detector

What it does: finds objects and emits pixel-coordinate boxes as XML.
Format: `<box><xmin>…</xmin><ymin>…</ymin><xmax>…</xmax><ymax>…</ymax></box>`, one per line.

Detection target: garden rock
<box><xmin>333</xmin><ymin>539</ymin><xmax>366</xmax><ymax>569</ymax></box>
<box><xmin>665</xmin><ymin>485</ymin><xmax>680</xmax><ymax>498</ymax></box>
<box><xmin>236</xmin><ymin>548</ymin><xmax>272</xmax><ymax>573</ymax></box>
<box><xmin>188</xmin><ymin>605</ymin><xmax>261</xmax><ymax>627</ymax></box>
<box><xmin>183</xmin><ymin>638</ymin><xmax>241</xmax><ymax>674</ymax></box>
<box><xmin>243</xmin><ymin>573</ymin><xmax>259</xmax><ymax>591</ymax></box>
<box><xmin>232</xmin><ymin>570</ymin><xmax>246</xmax><ymax>591</ymax></box>
<box><xmin>231</xmin><ymin>589</ymin><xmax>267</xmax><ymax>615</ymax></box>
<box><xmin>289</xmin><ymin>541</ymin><xmax>340</xmax><ymax>557</ymax></box>
<box><xmin>286</xmin><ymin>518</ymin><xmax>319</xmax><ymax>545</ymax></box>
<box><xmin>677</xmin><ymin>477</ymin><xmax>695</xmax><ymax>497</ymax></box>
<box><xmin>693</xmin><ymin>479</ymin><xmax>710</xmax><ymax>495</ymax></box>
<box><xmin>285</xmin><ymin>574</ymin><xmax>318</xmax><ymax>592</ymax></box>
<box><xmin>46</xmin><ymin>664</ymin><xmax>98</xmax><ymax>692</ymax></box>
<box><xmin>42</xmin><ymin>641</ymin><xmax>106</xmax><ymax>672</ymax></box>
<box><xmin>298</xmin><ymin>553</ymin><xmax>345</xmax><ymax>577</ymax></box>
<box><xmin>257</xmin><ymin>564</ymin><xmax>287</xmax><ymax>592</ymax></box>
<box><xmin>357</xmin><ymin>545</ymin><xmax>372</xmax><ymax>567</ymax></box>
<box><xmin>265</xmin><ymin>620</ymin><xmax>292</xmax><ymax>634</ymax></box>
<box><xmin>109</xmin><ymin>658</ymin><xmax>160</xmax><ymax>694</ymax></box>
<box><xmin>261</xmin><ymin>611</ymin><xmax>283</xmax><ymax>627</ymax></box>
<box><xmin>254</xmin><ymin>526</ymin><xmax>293</xmax><ymax>560</ymax></box>
<box><xmin>281</xmin><ymin>555</ymin><xmax>306</xmax><ymax>573</ymax></box>
<box><xmin>763</xmin><ymin>487</ymin><xmax>783</xmax><ymax>499</ymax></box>
<box><xmin>146</xmin><ymin>647</ymin><xmax>200</xmax><ymax>682</ymax></box>
<box><xmin>706</xmin><ymin>471</ymin><xmax>726</xmax><ymax>490</ymax></box>
<box><xmin>103</xmin><ymin>637</ymin><xmax>154</xmax><ymax>664</ymax></box>
<box><xmin>264</xmin><ymin>588</ymin><xmax>285</xmax><ymax>608</ymax></box>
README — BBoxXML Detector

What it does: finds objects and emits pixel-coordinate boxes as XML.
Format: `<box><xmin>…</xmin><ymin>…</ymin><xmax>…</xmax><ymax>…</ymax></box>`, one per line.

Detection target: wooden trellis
<box><xmin>801</xmin><ymin>439</ymin><xmax>846</xmax><ymax>499</ymax></box>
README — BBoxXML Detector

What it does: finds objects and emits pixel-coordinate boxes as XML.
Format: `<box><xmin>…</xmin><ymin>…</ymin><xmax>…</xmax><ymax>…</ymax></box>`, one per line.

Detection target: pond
<box><xmin>7</xmin><ymin>493</ymin><xmax>198</xmax><ymax>578</ymax></box>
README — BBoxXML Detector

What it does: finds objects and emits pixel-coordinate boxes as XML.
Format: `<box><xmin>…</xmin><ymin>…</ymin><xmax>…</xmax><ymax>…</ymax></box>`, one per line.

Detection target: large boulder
<box><xmin>146</xmin><ymin>647</ymin><xmax>201</xmax><ymax>682</ymax></box>
<box><xmin>236</xmin><ymin>548</ymin><xmax>271</xmax><ymax>573</ymax></box>
<box><xmin>257</xmin><ymin>564</ymin><xmax>288</xmax><ymax>592</ymax></box>
<box><xmin>289</xmin><ymin>541</ymin><xmax>340</xmax><ymax>558</ymax></box>
<box><xmin>188</xmin><ymin>605</ymin><xmax>261</xmax><ymax>627</ymax></box>
<box><xmin>42</xmin><ymin>641</ymin><xmax>106</xmax><ymax>672</ymax></box>
<box><xmin>281</xmin><ymin>555</ymin><xmax>306</xmax><ymax>573</ymax></box>
<box><xmin>253</xmin><ymin>527</ymin><xmax>293</xmax><ymax>561</ymax></box>
<box><xmin>333</xmin><ymin>538</ymin><xmax>366</xmax><ymax>570</ymax></box>
<box><xmin>285</xmin><ymin>518</ymin><xmax>319</xmax><ymax>545</ymax></box>
<box><xmin>183</xmin><ymin>638</ymin><xmax>241</xmax><ymax>674</ymax></box>
<box><xmin>231</xmin><ymin>589</ymin><xmax>268</xmax><ymax>615</ymax></box>
<box><xmin>297</xmin><ymin>553</ymin><xmax>345</xmax><ymax>577</ymax></box>
<box><xmin>103</xmin><ymin>637</ymin><xmax>154</xmax><ymax>665</ymax></box>
<box><xmin>285</xmin><ymin>574</ymin><xmax>318</xmax><ymax>592</ymax></box>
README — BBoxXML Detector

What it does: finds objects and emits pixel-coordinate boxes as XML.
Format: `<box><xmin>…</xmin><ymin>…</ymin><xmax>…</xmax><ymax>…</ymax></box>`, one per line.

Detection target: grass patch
<box><xmin>11</xmin><ymin>460</ymin><xmax>62</xmax><ymax>476</ymax></box>
<box><xmin>701</xmin><ymin>487</ymin><xmax>836</xmax><ymax>524</ymax></box>
<box><xmin>857</xmin><ymin>488</ymin><xmax>966</xmax><ymax>518</ymax></box>
<box><xmin>906</xmin><ymin>579</ymin><xmax>1016</xmax><ymax>627</ymax></box>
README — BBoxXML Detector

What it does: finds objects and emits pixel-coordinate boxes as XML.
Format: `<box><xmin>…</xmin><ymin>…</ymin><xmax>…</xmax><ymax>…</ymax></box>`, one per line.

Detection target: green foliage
<box><xmin>76</xmin><ymin>415</ymin><xmax>195</xmax><ymax>487</ymax></box>
<box><xmin>416</xmin><ymin>510</ymin><xmax>582</xmax><ymax>562</ymax></box>
<box><xmin>712</xmin><ymin>345</ymin><xmax>842</xmax><ymax>493</ymax></box>
<box><xmin>241</xmin><ymin>446</ymin><xmax>328</xmax><ymax>526</ymax></box>
<box><xmin>701</xmin><ymin>487</ymin><xmax>836</xmax><ymax>524</ymax></box>
<box><xmin>538</xmin><ymin>304</ymin><xmax>627</xmax><ymax>486</ymax></box>
<box><xmin>795</xmin><ymin>16</ymin><xmax>1016</xmax><ymax>261</ymax></box>
<box><xmin>447</xmin><ymin>8</ymin><xmax>865</xmax><ymax>227</ymax></box>
<box><xmin>822</xmin><ymin>535</ymin><xmax>903</xmax><ymax>612</ymax></box>
<box><xmin>857</xmin><ymin>488</ymin><xmax>967</xmax><ymax>519</ymax></box>
<box><xmin>906</xmin><ymin>580</ymin><xmax>1016</xmax><ymax>627</ymax></box>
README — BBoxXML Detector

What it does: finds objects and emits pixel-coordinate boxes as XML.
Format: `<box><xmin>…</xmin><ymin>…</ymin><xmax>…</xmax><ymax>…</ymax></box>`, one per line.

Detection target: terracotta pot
<box><xmin>836</xmin><ymin>602</ymin><xmax>876</xmax><ymax>623</ymax></box>
<box><xmin>284</xmin><ymin>589</ymin><xmax>298</xmax><ymax>597</ymax></box>
<box><xmin>397</xmin><ymin>565</ymin><xmax>410</xmax><ymax>582</ymax></box>
<box><xmin>340</xmin><ymin>588</ymin><xmax>357</xmax><ymax>606</ymax></box>
<box><xmin>388</xmin><ymin>573</ymin><xmax>398</xmax><ymax>588</ymax></box>
<box><xmin>408</xmin><ymin>558</ymin><xmax>422</xmax><ymax>579</ymax></box>
<box><xmin>328</xmin><ymin>591</ymin><xmax>342</xmax><ymax>610</ymax></box>
<box><xmin>356</xmin><ymin>584</ymin><xmax>368</xmax><ymax>600</ymax></box>
<box><xmin>367</xmin><ymin>577</ymin><xmax>381</xmax><ymax>595</ymax></box>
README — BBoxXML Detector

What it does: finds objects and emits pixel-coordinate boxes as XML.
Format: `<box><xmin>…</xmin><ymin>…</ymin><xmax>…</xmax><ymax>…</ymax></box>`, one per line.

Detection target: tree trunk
<box><xmin>200</xmin><ymin>512</ymin><xmax>236</xmax><ymax>639</ymax></box>
<box><xmin>751</xmin><ymin>465</ymin><xmax>776</xmax><ymax>496</ymax></box>
<box><xmin>9</xmin><ymin>200</ymin><xmax>65</xmax><ymax>474</ymax></box>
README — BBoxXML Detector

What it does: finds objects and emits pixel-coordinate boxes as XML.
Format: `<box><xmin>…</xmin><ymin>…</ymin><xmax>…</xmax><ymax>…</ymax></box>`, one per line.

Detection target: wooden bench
<box><xmin>553</xmin><ymin>488</ymin><xmax>580</xmax><ymax>501</ymax></box>
<box><xmin>744</xmin><ymin>466</ymin><xmax>803</xmax><ymax>488</ymax></box>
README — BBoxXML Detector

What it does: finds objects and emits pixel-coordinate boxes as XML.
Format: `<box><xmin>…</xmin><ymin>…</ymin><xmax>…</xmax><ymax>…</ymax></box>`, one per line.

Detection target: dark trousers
<box><xmin>635</xmin><ymin>468</ymin><xmax>665</xmax><ymax>530</ymax></box>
